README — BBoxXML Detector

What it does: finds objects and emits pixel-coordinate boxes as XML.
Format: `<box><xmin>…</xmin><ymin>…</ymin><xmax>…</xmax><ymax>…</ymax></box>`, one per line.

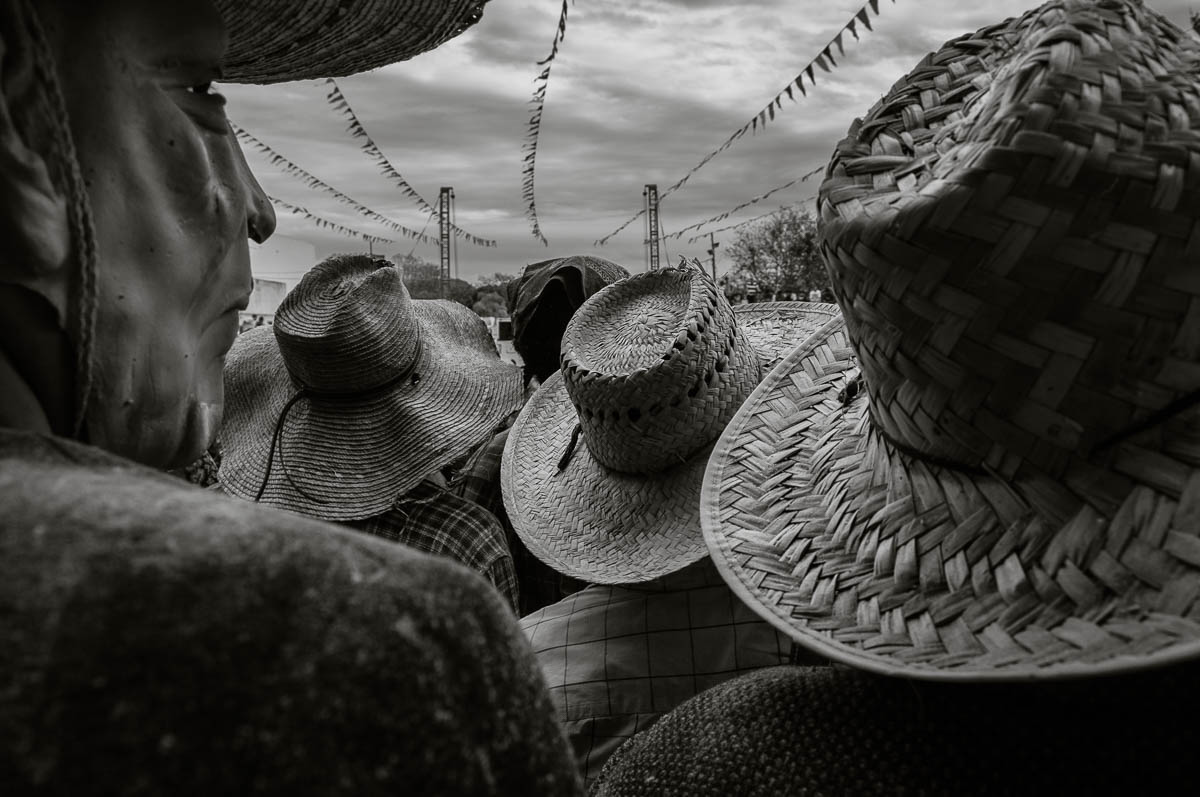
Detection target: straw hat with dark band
<box><xmin>702</xmin><ymin>0</ymin><xmax>1200</xmax><ymax>680</ymax></box>
<box><xmin>502</xmin><ymin>261</ymin><xmax>838</xmax><ymax>585</ymax></box>
<box><xmin>215</xmin><ymin>0</ymin><xmax>490</xmax><ymax>84</ymax></box>
<box><xmin>220</xmin><ymin>255</ymin><xmax>524</xmax><ymax>522</ymax></box>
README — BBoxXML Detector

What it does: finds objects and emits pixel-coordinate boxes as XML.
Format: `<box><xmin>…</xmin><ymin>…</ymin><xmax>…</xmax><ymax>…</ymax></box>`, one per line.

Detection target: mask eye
<box><xmin>189</xmin><ymin>81</ymin><xmax>215</xmax><ymax>96</ymax></box>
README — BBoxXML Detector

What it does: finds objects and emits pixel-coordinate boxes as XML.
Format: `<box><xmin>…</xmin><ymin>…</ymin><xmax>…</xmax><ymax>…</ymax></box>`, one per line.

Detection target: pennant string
<box><xmin>595</xmin><ymin>0</ymin><xmax>893</xmax><ymax>246</ymax></box>
<box><xmin>233</xmin><ymin>124</ymin><xmax>437</xmax><ymax>246</ymax></box>
<box><xmin>663</xmin><ymin>165</ymin><xmax>823</xmax><ymax>242</ymax></box>
<box><xmin>324</xmin><ymin>79</ymin><xmax>496</xmax><ymax>248</ymax></box>
<box><xmin>523</xmin><ymin>0</ymin><xmax>572</xmax><ymax>246</ymax></box>
<box><xmin>267</xmin><ymin>195</ymin><xmax>398</xmax><ymax>247</ymax></box>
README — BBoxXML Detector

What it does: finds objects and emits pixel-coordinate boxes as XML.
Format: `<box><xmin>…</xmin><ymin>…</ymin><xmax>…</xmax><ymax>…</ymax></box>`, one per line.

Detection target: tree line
<box><xmin>391</xmin><ymin>253</ymin><xmax>514</xmax><ymax>317</ymax></box>
<box><xmin>391</xmin><ymin>201</ymin><xmax>831</xmax><ymax>319</ymax></box>
<box><xmin>719</xmin><ymin>205</ymin><xmax>830</xmax><ymax>303</ymax></box>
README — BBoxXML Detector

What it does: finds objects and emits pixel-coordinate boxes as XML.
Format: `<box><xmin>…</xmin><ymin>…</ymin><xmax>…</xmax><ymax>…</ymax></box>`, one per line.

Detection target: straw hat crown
<box><xmin>274</xmin><ymin>258</ymin><xmax>421</xmax><ymax>393</ymax></box>
<box><xmin>820</xmin><ymin>0</ymin><xmax>1200</xmax><ymax>478</ymax></box>
<box><xmin>560</xmin><ymin>264</ymin><xmax>761</xmax><ymax>474</ymax></box>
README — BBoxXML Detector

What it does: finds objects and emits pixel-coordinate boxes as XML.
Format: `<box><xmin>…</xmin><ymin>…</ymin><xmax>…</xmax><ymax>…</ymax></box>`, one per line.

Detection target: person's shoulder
<box><xmin>0</xmin><ymin>434</ymin><xmax>583</xmax><ymax>794</ymax></box>
<box><xmin>0</xmin><ymin>431</ymin><xmax>505</xmax><ymax>615</ymax></box>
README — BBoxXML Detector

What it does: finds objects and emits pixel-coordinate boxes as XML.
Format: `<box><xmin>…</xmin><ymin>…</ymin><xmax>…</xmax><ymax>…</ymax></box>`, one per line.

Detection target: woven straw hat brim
<box><xmin>702</xmin><ymin>317</ymin><xmax>1200</xmax><ymax>680</ymax></box>
<box><xmin>215</xmin><ymin>0</ymin><xmax>488</xmax><ymax>84</ymax></box>
<box><xmin>503</xmin><ymin>302</ymin><xmax>840</xmax><ymax>585</ymax></box>
<box><xmin>218</xmin><ymin>306</ymin><xmax>524</xmax><ymax>521</ymax></box>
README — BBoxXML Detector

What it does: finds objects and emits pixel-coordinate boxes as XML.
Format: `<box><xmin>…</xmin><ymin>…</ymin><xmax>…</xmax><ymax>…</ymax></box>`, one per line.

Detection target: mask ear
<box><xmin>0</xmin><ymin>9</ymin><xmax>72</xmax><ymax>325</ymax></box>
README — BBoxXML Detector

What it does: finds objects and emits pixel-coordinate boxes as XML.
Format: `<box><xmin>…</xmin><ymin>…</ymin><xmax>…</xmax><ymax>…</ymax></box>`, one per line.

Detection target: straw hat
<box><xmin>215</xmin><ymin>0</ymin><xmax>490</xmax><ymax>84</ymax></box>
<box><xmin>502</xmin><ymin>260</ymin><xmax>839</xmax><ymax>585</ymax></box>
<box><xmin>219</xmin><ymin>254</ymin><xmax>524</xmax><ymax>522</ymax></box>
<box><xmin>702</xmin><ymin>0</ymin><xmax>1200</xmax><ymax>680</ymax></box>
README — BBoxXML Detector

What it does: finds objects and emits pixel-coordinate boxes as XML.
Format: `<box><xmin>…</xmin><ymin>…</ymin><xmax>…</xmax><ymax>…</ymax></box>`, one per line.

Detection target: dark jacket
<box><xmin>0</xmin><ymin>429</ymin><xmax>583</xmax><ymax>796</ymax></box>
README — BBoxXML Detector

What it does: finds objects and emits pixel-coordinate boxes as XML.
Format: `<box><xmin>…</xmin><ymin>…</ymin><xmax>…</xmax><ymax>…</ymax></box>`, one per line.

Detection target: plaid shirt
<box><xmin>348</xmin><ymin>480</ymin><xmax>519</xmax><ymax>614</ymax></box>
<box><xmin>450</xmin><ymin>426</ymin><xmax>586</xmax><ymax>615</ymax></box>
<box><xmin>519</xmin><ymin>556</ymin><xmax>822</xmax><ymax>785</ymax></box>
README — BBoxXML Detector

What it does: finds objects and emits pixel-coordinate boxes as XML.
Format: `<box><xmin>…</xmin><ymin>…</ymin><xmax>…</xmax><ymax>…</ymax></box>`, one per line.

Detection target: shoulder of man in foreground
<box><xmin>0</xmin><ymin>431</ymin><xmax>583</xmax><ymax>796</ymax></box>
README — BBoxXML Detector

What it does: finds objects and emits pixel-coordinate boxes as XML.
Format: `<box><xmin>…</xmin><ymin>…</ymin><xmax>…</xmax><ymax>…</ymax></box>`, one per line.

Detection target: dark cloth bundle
<box><xmin>0</xmin><ymin>429</ymin><xmax>583</xmax><ymax>796</ymax></box>
<box><xmin>505</xmin><ymin>255</ymin><xmax>629</xmax><ymax>383</ymax></box>
<box><xmin>591</xmin><ymin>663</ymin><xmax>1195</xmax><ymax>796</ymax></box>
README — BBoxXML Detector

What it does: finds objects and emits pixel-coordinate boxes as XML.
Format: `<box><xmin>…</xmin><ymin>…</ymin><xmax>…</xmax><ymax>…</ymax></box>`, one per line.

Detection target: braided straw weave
<box><xmin>214</xmin><ymin>0</ymin><xmax>489</xmax><ymax>85</ymax></box>
<box><xmin>702</xmin><ymin>0</ymin><xmax>1200</xmax><ymax>679</ymax></box>
<box><xmin>502</xmin><ymin>262</ymin><xmax>838</xmax><ymax>585</ymax></box>
<box><xmin>219</xmin><ymin>255</ymin><xmax>523</xmax><ymax>522</ymax></box>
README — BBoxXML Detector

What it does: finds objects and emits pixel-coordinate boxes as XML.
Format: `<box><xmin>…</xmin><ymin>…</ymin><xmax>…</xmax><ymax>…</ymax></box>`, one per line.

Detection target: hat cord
<box><xmin>555</xmin><ymin>422</ymin><xmax>583</xmax><ymax>472</ymax></box>
<box><xmin>252</xmin><ymin>353</ymin><xmax>424</xmax><ymax>504</ymax></box>
<box><xmin>1092</xmin><ymin>386</ymin><xmax>1200</xmax><ymax>456</ymax></box>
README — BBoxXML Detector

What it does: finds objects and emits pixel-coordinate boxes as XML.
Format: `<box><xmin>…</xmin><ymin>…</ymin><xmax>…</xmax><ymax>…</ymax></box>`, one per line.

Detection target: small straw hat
<box><xmin>219</xmin><ymin>254</ymin><xmax>524</xmax><ymax>521</ymax></box>
<box><xmin>215</xmin><ymin>0</ymin><xmax>490</xmax><ymax>84</ymax></box>
<box><xmin>702</xmin><ymin>0</ymin><xmax>1200</xmax><ymax>680</ymax></box>
<box><xmin>502</xmin><ymin>260</ymin><xmax>839</xmax><ymax>585</ymax></box>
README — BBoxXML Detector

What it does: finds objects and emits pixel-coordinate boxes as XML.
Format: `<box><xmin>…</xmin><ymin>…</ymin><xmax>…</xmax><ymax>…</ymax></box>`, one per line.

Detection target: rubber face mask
<box><xmin>48</xmin><ymin>0</ymin><xmax>274</xmax><ymax>467</ymax></box>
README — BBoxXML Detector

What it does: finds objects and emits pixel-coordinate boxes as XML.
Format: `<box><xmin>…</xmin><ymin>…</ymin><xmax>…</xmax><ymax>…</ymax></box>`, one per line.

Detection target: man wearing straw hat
<box><xmin>219</xmin><ymin>253</ymin><xmax>526</xmax><ymax>612</ymax></box>
<box><xmin>503</xmin><ymin>259</ymin><xmax>836</xmax><ymax>784</ymax></box>
<box><xmin>0</xmin><ymin>0</ymin><xmax>581</xmax><ymax>793</ymax></box>
<box><xmin>456</xmin><ymin>253</ymin><xmax>633</xmax><ymax>615</ymax></box>
<box><xmin>592</xmin><ymin>2</ymin><xmax>1200</xmax><ymax>794</ymax></box>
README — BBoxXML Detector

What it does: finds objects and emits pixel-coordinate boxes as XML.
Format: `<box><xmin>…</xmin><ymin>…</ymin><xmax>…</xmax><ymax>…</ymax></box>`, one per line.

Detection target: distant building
<box><xmin>249</xmin><ymin>235</ymin><xmax>317</xmax><ymax>297</ymax></box>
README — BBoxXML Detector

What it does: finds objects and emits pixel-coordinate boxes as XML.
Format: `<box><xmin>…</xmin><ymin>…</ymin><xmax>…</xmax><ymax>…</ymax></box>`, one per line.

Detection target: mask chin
<box><xmin>84</xmin><ymin>391</ymin><xmax>221</xmax><ymax>470</ymax></box>
<box><xmin>178</xmin><ymin>398</ymin><xmax>222</xmax><ymax>470</ymax></box>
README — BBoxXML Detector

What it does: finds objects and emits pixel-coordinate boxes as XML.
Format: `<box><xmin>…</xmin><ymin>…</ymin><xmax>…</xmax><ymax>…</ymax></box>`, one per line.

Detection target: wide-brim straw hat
<box><xmin>702</xmin><ymin>0</ymin><xmax>1200</xmax><ymax>680</ymax></box>
<box><xmin>503</xmin><ymin>261</ymin><xmax>839</xmax><ymax>585</ymax></box>
<box><xmin>215</xmin><ymin>0</ymin><xmax>490</xmax><ymax>84</ymax></box>
<box><xmin>220</xmin><ymin>255</ymin><xmax>524</xmax><ymax>522</ymax></box>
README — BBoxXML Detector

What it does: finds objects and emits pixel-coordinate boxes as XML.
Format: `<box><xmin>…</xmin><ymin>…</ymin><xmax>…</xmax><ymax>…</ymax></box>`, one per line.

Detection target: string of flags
<box><xmin>522</xmin><ymin>0</ymin><xmax>571</xmax><ymax>246</ymax></box>
<box><xmin>596</xmin><ymin>0</ymin><xmax>894</xmax><ymax>247</ymax></box>
<box><xmin>233</xmin><ymin>123</ymin><xmax>438</xmax><ymax>247</ymax></box>
<box><xmin>268</xmin><ymin>196</ymin><xmax>398</xmax><ymax>247</ymax></box>
<box><xmin>684</xmin><ymin>195</ymin><xmax>817</xmax><ymax>244</ymax></box>
<box><xmin>324</xmin><ymin>78</ymin><xmax>497</xmax><ymax>248</ymax></box>
<box><xmin>663</xmin><ymin>165</ymin><xmax>824</xmax><ymax>242</ymax></box>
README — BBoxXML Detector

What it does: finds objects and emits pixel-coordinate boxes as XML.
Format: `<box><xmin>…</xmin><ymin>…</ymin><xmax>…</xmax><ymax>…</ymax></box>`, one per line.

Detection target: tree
<box><xmin>391</xmin><ymin>252</ymin><xmax>440</xmax><ymax>282</ymax></box>
<box><xmin>387</xmin><ymin>253</ymin><xmax>474</xmax><ymax>308</ymax></box>
<box><xmin>472</xmin><ymin>292</ymin><xmax>507</xmax><ymax>318</ymax></box>
<box><xmin>724</xmin><ymin>206</ymin><xmax>825</xmax><ymax>301</ymax></box>
<box><xmin>471</xmin><ymin>272</ymin><xmax>518</xmax><ymax>318</ymax></box>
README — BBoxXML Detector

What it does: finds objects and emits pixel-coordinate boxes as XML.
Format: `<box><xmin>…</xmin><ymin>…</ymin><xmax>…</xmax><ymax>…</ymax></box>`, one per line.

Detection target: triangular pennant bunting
<box><xmin>595</xmin><ymin>1</ymin><xmax>896</xmax><ymax>246</ymax></box>
<box><xmin>522</xmin><ymin>0</ymin><xmax>571</xmax><ymax>246</ymax></box>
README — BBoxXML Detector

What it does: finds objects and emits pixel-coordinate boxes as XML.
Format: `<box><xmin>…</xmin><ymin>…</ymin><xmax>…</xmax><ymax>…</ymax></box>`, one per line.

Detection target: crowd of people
<box><xmin>5</xmin><ymin>0</ymin><xmax>1200</xmax><ymax>794</ymax></box>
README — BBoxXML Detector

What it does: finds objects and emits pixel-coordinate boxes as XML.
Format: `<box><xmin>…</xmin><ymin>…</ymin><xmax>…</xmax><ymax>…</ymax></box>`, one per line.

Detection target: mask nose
<box><xmin>232</xmin><ymin>134</ymin><xmax>276</xmax><ymax>244</ymax></box>
<box><xmin>247</xmin><ymin>184</ymin><xmax>276</xmax><ymax>245</ymax></box>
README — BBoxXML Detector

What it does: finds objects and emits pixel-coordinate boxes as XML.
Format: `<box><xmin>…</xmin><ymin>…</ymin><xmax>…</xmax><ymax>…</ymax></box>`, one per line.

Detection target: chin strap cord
<box><xmin>15</xmin><ymin>0</ymin><xmax>99</xmax><ymax>439</ymax></box>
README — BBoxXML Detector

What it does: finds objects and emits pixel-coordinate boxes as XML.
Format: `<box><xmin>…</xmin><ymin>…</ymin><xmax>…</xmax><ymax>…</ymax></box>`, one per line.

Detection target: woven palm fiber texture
<box><xmin>220</xmin><ymin>256</ymin><xmax>524</xmax><ymax>522</ymax></box>
<box><xmin>502</xmin><ymin>264</ymin><xmax>838</xmax><ymax>585</ymax></box>
<box><xmin>591</xmin><ymin>663</ymin><xmax>1200</xmax><ymax>797</ymax></box>
<box><xmin>215</xmin><ymin>0</ymin><xmax>489</xmax><ymax>85</ymax></box>
<box><xmin>702</xmin><ymin>0</ymin><xmax>1200</xmax><ymax>678</ymax></box>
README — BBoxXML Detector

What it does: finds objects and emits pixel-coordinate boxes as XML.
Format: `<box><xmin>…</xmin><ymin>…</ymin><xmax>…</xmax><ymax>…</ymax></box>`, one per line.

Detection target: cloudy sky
<box><xmin>223</xmin><ymin>0</ymin><xmax>1196</xmax><ymax>285</ymax></box>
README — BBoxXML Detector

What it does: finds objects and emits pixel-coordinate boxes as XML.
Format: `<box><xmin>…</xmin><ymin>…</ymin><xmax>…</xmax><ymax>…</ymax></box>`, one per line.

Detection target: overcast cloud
<box><xmin>222</xmin><ymin>0</ymin><xmax>1198</xmax><ymax>284</ymax></box>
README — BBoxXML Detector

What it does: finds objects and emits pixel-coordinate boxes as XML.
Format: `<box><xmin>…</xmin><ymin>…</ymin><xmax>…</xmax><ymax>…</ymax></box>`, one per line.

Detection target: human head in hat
<box><xmin>220</xmin><ymin>254</ymin><xmax>525</xmax><ymax>521</ymax></box>
<box><xmin>508</xmin><ymin>259</ymin><xmax>835</xmax><ymax>783</ymax></box>
<box><xmin>505</xmin><ymin>254</ymin><xmax>631</xmax><ymax>385</ymax></box>
<box><xmin>219</xmin><ymin>253</ymin><xmax>526</xmax><ymax>610</ymax></box>
<box><xmin>0</xmin><ymin>1</ymin><xmax>581</xmax><ymax>792</ymax></box>
<box><xmin>592</xmin><ymin>3</ymin><xmax>1200</xmax><ymax>795</ymax></box>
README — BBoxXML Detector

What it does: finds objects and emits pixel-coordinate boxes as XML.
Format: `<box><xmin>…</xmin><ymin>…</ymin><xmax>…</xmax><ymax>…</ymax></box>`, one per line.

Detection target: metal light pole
<box><xmin>438</xmin><ymin>187</ymin><xmax>453</xmax><ymax>299</ymax></box>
